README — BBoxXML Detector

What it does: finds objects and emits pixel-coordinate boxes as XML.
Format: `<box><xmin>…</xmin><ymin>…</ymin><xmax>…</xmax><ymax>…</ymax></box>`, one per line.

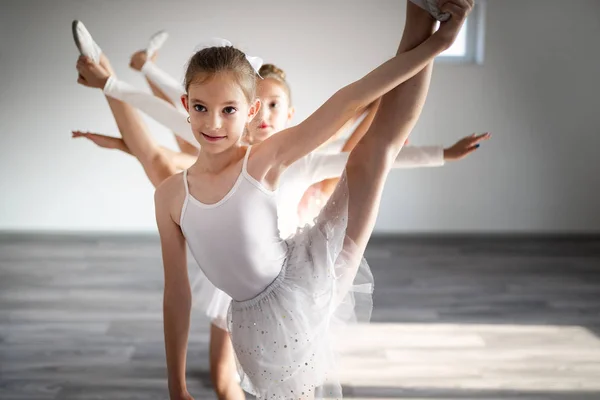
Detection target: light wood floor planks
<box><xmin>1</xmin><ymin>233</ymin><xmax>600</xmax><ymax>399</ymax></box>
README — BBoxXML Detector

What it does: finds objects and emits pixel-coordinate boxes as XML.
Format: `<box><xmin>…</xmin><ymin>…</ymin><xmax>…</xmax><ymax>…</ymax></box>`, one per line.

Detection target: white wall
<box><xmin>1</xmin><ymin>0</ymin><xmax>599</xmax><ymax>233</ymax></box>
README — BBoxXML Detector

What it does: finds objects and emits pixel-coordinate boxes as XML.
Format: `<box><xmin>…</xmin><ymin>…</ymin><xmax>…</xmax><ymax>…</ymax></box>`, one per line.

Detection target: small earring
<box><xmin>187</xmin><ymin>116</ymin><xmax>191</xmax><ymax>123</ymax></box>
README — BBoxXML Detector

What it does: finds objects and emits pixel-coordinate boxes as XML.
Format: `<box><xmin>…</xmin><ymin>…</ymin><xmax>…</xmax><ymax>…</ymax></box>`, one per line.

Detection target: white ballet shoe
<box><xmin>409</xmin><ymin>0</ymin><xmax>451</xmax><ymax>22</ymax></box>
<box><xmin>72</xmin><ymin>20</ymin><xmax>102</xmax><ymax>64</ymax></box>
<box><xmin>146</xmin><ymin>30</ymin><xmax>169</xmax><ymax>59</ymax></box>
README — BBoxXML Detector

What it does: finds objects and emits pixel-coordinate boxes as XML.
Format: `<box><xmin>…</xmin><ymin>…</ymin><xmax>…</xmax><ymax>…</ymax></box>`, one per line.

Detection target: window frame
<box><xmin>436</xmin><ymin>0</ymin><xmax>486</xmax><ymax>65</ymax></box>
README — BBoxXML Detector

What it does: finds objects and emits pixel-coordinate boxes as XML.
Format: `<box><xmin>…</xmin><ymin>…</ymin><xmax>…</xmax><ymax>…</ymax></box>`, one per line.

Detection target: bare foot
<box><xmin>76</xmin><ymin>56</ymin><xmax>110</xmax><ymax>89</ymax></box>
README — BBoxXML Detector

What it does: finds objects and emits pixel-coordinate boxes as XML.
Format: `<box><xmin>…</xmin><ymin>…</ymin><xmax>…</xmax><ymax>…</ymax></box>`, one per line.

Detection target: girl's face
<box><xmin>247</xmin><ymin>78</ymin><xmax>294</xmax><ymax>143</ymax></box>
<box><xmin>182</xmin><ymin>71</ymin><xmax>260</xmax><ymax>153</ymax></box>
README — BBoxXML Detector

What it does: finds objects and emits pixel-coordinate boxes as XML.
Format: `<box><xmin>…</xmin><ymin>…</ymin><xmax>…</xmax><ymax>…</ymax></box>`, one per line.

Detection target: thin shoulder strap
<box><xmin>182</xmin><ymin>169</ymin><xmax>190</xmax><ymax>195</ymax></box>
<box><xmin>242</xmin><ymin>146</ymin><xmax>252</xmax><ymax>172</ymax></box>
<box><xmin>179</xmin><ymin>170</ymin><xmax>191</xmax><ymax>227</ymax></box>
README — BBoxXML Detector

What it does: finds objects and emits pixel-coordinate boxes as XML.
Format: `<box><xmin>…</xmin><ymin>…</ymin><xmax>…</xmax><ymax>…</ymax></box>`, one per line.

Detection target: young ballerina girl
<box><xmin>74</xmin><ymin>53</ymin><xmax>487</xmax><ymax>400</ymax></box>
<box><xmin>73</xmin><ymin>7</ymin><xmax>479</xmax><ymax>398</ymax></box>
<box><xmin>74</xmin><ymin>56</ymin><xmax>487</xmax><ymax>400</ymax></box>
<box><xmin>150</xmin><ymin>0</ymin><xmax>473</xmax><ymax>398</ymax></box>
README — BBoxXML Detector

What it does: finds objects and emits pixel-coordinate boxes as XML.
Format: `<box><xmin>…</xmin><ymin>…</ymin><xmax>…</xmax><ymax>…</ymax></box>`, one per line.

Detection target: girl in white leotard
<box><xmin>73</xmin><ymin>24</ymin><xmax>484</xmax><ymax>400</ymax></box>
<box><xmin>73</xmin><ymin>3</ymin><xmax>478</xmax><ymax>396</ymax></box>
<box><xmin>150</xmin><ymin>0</ymin><xmax>474</xmax><ymax>397</ymax></box>
<box><xmin>74</xmin><ymin>51</ymin><xmax>490</xmax><ymax>400</ymax></box>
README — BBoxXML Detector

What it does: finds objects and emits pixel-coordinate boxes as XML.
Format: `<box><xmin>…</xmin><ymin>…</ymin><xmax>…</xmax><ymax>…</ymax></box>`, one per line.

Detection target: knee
<box><xmin>346</xmin><ymin>141</ymin><xmax>396</xmax><ymax>175</ymax></box>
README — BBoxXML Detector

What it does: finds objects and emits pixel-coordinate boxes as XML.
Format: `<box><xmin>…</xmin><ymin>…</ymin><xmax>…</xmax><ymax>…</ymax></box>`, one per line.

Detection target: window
<box><xmin>437</xmin><ymin>0</ymin><xmax>486</xmax><ymax>64</ymax></box>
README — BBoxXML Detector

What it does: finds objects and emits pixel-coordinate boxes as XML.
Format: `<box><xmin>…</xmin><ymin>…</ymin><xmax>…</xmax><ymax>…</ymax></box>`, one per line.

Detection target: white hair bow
<box><xmin>194</xmin><ymin>38</ymin><xmax>263</xmax><ymax>78</ymax></box>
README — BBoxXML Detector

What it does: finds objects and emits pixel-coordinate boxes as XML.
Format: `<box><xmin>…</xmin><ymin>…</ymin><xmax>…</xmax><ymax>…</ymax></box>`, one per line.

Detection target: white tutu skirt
<box><xmin>226</xmin><ymin>173</ymin><xmax>374</xmax><ymax>399</ymax></box>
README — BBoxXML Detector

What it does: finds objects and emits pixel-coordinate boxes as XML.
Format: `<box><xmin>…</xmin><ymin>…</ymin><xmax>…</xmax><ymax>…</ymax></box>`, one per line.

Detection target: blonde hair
<box><xmin>258</xmin><ymin>63</ymin><xmax>292</xmax><ymax>105</ymax></box>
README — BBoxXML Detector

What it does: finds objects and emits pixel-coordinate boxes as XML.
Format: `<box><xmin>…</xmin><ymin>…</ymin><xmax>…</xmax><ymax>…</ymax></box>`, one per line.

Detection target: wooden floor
<box><xmin>1</xmin><ymin>233</ymin><xmax>600</xmax><ymax>399</ymax></box>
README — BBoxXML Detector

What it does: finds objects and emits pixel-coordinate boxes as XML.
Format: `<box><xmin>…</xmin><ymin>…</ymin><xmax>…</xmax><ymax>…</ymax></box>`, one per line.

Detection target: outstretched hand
<box><xmin>443</xmin><ymin>132</ymin><xmax>491</xmax><ymax>161</ymax></box>
<box><xmin>72</xmin><ymin>130</ymin><xmax>127</xmax><ymax>152</ymax></box>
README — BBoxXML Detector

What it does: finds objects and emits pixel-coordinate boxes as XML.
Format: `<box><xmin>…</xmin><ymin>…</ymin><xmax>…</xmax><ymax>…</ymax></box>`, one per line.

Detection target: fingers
<box><xmin>76</xmin><ymin>55</ymin><xmax>93</xmax><ymax>68</ymax></box>
<box><xmin>71</xmin><ymin>130</ymin><xmax>89</xmax><ymax>138</ymax></box>
<box><xmin>470</xmin><ymin>132</ymin><xmax>491</xmax><ymax>144</ymax></box>
<box><xmin>76</xmin><ymin>74</ymin><xmax>94</xmax><ymax>88</ymax></box>
<box><xmin>76</xmin><ymin>56</ymin><xmax>95</xmax><ymax>78</ymax></box>
<box><xmin>475</xmin><ymin>132</ymin><xmax>491</xmax><ymax>141</ymax></box>
<box><xmin>460</xmin><ymin>132</ymin><xmax>491</xmax><ymax>146</ymax></box>
<box><xmin>462</xmin><ymin>134</ymin><xmax>489</xmax><ymax>155</ymax></box>
<box><xmin>439</xmin><ymin>0</ymin><xmax>473</xmax><ymax>12</ymax></box>
<box><xmin>452</xmin><ymin>143</ymin><xmax>479</xmax><ymax>159</ymax></box>
<box><xmin>440</xmin><ymin>2</ymin><xmax>468</xmax><ymax>20</ymax></box>
<box><xmin>449</xmin><ymin>132</ymin><xmax>490</xmax><ymax>160</ymax></box>
<box><xmin>462</xmin><ymin>145</ymin><xmax>480</xmax><ymax>157</ymax></box>
<box><xmin>129</xmin><ymin>49</ymin><xmax>147</xmax><ymax>70</ymax></box>
<box><xmin>439</xmin><ymin>0</ymin><xmax>473</xmax><ymax>19</ymax></box>
<box><xmin>445</xmin><ymin>131</ymin><xmax>490</xmax><ymax>161</ymax></box>
<box><xmin>76</xmin><ymin>61</ymin><xmax>89</xmax><ymax>76</ymax></box>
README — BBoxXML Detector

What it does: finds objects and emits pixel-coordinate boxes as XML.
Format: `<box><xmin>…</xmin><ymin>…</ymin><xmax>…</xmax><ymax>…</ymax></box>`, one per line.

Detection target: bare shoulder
<box><xmin>155</xmin><ymin>172</ymin><xmax>185</xmax><ymax>202</ymax></box>
<box><xmin>155</xmin><ymin>172</ymin><xmax>187</xmax><ymax>225</ymax></box>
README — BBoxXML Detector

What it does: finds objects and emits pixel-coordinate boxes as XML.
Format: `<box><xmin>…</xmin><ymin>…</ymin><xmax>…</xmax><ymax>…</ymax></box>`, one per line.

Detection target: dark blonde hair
<box><xmin>184</xmin><ymin>46</ymin><xmax>257</xmax><ymax>102</ymax></box>
<box><xmin>258</xmin><ymin>63</ymin><xmax>292</xmax><ymax>105</ymax></box>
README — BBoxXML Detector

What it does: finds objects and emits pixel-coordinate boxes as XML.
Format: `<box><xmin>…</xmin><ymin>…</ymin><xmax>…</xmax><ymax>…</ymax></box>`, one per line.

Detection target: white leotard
<box><xmin>180</xmin><ymin>147</ymin><xmax>287</xmax><ymax>301</ymax></box>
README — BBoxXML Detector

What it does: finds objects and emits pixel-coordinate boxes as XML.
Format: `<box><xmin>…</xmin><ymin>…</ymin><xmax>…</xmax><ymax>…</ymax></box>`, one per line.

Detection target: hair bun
<box><xmin>259</xmin><ymin>64</ymin><xmax>286</xmax><ymax>80</ymax></box>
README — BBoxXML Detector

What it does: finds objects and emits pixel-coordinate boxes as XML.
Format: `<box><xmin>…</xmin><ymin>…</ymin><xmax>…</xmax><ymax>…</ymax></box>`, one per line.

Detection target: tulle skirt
<box><xmin>190</xmin><ymin>264</ymin><xmax>232</xmax><ymax>330</ymax></box>
<box><xmin>226</xmin><ymin>173</ymin><xmax>374</xmax><ymax>399</ymax></box>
